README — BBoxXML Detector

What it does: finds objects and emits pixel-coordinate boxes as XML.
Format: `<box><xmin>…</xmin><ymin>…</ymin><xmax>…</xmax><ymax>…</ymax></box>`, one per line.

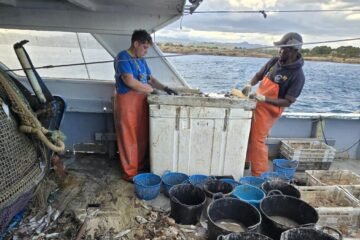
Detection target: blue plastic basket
<box><xmin>219</xmin><ymin>178</ymin><xmax>241</xmax><ymax>188</ymax></box>
<box><xmin>260</xmin><ymin>171</ymin><xmax>290</xmax><ymax>182</ymax></box>
<box><xmin>232</xmin><ymin>184</ymin><xmax>265</xmax><ymax>209</ymax></box>
<box><xmin>133</xmin><ymin>173</ymin><xmax>161</xmax><ymax>200</ymax></box>
<box><xmin>162</xmin><ymin>172</ymin><xmax>189</xmax><ymax>197</ymax></box>
<box><xmin>273</xmin><ymin>159</ymin><xmax>299</xmax><ymax>179</ymax></box>
<box><xmin>189</xmin><ymin>174</ymin><xmax>209</xmax><ymax>187</ymax></box>
<box><xmin>239</xmin><ymin>176</ymin><xmax>266</xmax><ymax>188</ymax></box>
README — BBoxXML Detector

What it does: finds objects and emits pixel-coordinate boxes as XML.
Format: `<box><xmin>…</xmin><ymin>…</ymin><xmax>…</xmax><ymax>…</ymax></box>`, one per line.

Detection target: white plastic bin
<box><xmin>306</xmin><ymin>170</ymin><xmax>360</xmax><ymax>186</ymax></box>
<box><xmin>148</xmin><ymin>94</ymin><xmax>255</xmax><ymax>180</ymax></box>
<box><xmin>280</xmin><ymin>139</ymin><xmax>336</xmax><ymax>171</ymax></box>
<box><xmin>298</xmin><ymin>186</ymin><xmax>360</xmax><ymax>238</ymax></box>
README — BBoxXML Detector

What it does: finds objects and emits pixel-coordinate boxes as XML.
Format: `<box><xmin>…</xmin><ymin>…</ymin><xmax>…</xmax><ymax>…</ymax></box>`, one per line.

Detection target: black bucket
<box><xmin>204</xmin><ymin>179</ymin><xmax>234</xmax><ymax>197</ymax></box>
<box><xmin>217</xmin><ymin>232</ymin><xmax>273</xmax><ymax>240</ymax></box>
<box><xmin>280</xmin><ymin>226</ymin><xmax>342</xmax><ymax>240</ymax></box>
<box><xmin>207</xmin><ymin>197</ymin><xmax>262</xmax><ymax>240</ymax></box>
<box><xmin>201</xmin><ymin>180</ymin><xmax>235</xmax><ymax>227</ymax></box>
<box><xmin>169</xmin><ymin>183</ymin><xmax>206</xmax><ymax>225</ymax></box>
<box><xmin>261</xmin><ymin>181</ymin><xmax>301</xmax><ymax>199</ymax></box>
<box><xmin>260</xmin><ymin>195</ymin><xmax>318</xmax><ymax>240</ymax></box>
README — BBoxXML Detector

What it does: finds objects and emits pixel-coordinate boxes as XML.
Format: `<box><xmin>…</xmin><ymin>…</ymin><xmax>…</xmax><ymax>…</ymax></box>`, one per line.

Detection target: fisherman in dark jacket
<box><xmin>242</xmin><ymin>32</ymin><xmax>305</xmax><ymax>176</ymax></box>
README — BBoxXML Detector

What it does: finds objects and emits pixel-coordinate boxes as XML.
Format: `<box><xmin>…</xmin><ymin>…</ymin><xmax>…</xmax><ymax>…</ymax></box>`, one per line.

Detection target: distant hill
<box><xmin>158</xmin><ymin>42</ymin><xmax>360</xmax><ymax>64</ymax></box>
<box><xmin>156</xmin><ymin>37</ymin><xmax>265</xmax><ymax>49</ymax></box>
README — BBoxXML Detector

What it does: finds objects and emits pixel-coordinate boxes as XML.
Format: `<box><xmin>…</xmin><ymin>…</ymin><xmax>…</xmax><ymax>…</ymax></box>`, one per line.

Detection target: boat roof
<box><xmin>0</xmin><ymin>0</ymin><xmax>186</xmax><ymax>34</ymax></box>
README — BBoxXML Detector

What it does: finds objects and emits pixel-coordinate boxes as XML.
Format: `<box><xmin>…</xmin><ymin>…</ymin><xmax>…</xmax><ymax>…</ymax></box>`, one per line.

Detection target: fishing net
<box><xmin>0</xmin><ymin>72</ymin><xmax>45</xmax><ymax>232</ymax></box>
<box><xmin>0</xmin><ymin>71</ymin><xmax>65</xmax><ymax>153</ymax></box>
<box><xmin>0</xmin><ymin>190</ymin><xmax>33</xmax><ymax>233</ymax></box>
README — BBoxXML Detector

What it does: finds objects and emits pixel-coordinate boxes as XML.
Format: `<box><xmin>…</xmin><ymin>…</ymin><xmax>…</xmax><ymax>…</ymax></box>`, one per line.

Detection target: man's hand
<box><xmin>164</xmin><ymin>86</ymin><xmax>178</xmax><ymax>95</ymax></box>
<box><xmin>150</xmin><ymin>89</ymin><xmax>160</xmax><ymax>95</ymax></box>
<box><xmin>145</xmin><ymin>85</ymin><xmax>155</xmax><ymax>94</ymax></box>
<box><xmin>249</xmin><ymin>93</ymin><xmax>266</xmax><ymax>102</ymax></box>
<box><xmin>241</xmin><ymin>83</ymin><xmax>252</xmax><ymax>96</ymax></box>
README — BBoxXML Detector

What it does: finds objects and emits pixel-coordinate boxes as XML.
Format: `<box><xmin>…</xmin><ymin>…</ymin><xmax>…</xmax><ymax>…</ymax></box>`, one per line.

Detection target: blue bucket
<box><xmin>239</xmin><ymin>176</ymin><xmax>266</xmax><ymax>188</ymax></box>
<box><xmin>162</xmin><ymin>172</ymin><xmax>189</xmax><ymax>197</ymax></box>
<box><xmin>219</xmin><ymin>178</ymin><xmax>240</xmax><ymax>188</ymax></box>
<box><xmin>273</xmin><ymin>159</ymin><xmax>299</xmax><ymax>179</ymax></box>
<box><xmin>232</xmin><ymin>184</ymin><xmax>265</xmax><ymax>208</ymax></box>
<box><xmin>189</xmin><ymin>174</ymin><xmax>210</xmax><ymax>187</ymax></box>
<box><xmin>260</xmin><ymin>171</ymin><xmax>290</xmax><ymax>182</ymax></box>
<box><xmin>133</xmin><ymin>173</ymin><xmax>161</xmax><ymax>200</ymax></box>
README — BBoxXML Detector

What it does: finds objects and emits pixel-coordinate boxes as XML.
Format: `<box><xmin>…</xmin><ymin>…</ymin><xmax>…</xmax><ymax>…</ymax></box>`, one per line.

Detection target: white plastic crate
<box><xmin>306</xmin><ymin>170</ymin><xmax>360</xmax><ymax>186</ymax></box>
<box><xmin>341</xmin><ymin>186</ymin><xmax>360</xmax><ymax>204</ymax></box>
<box><xmin>298</xmin><ymin>186</ymin><xmax>360</xmax><ymax>238</ymax></box>
<box><xmin>148</xmin><ymin>94</ymin><xmax>255</xmax><ymax>180</ymax></box>
<box><xmin>280</xmin><ymin>140</ymin><xmax>336</xmax><ymax>162</ymax></box>
<box><xmin>280</xmin><ymin>140</ymin><xmax>336</xmax><ymax>171</ymax></box>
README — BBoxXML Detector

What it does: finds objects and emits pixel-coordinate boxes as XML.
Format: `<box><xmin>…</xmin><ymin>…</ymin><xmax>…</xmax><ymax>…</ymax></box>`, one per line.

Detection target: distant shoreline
<box><xmin>159</xmin><ymin>44</ymin><xmax>360</xmax><ymax>64</ymax></box>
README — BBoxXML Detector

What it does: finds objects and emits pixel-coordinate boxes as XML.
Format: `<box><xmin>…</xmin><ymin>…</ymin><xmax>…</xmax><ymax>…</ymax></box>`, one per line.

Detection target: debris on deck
<box><xmin>2</xmin><ymin>154</ymin><xmax>207</xmax><ymax>240</ymax></box>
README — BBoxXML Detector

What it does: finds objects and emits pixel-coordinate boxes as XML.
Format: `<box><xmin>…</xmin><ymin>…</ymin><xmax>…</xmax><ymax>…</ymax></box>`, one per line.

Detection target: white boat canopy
<box><xmin>0</xmin><ymin>0</ymin><xmax>189</xmax><ymax>34</ymax></box>
<box><xmin>0</xmin><ymin>0</ymin><xmax>199</xmax><ymax>87</ymax></box>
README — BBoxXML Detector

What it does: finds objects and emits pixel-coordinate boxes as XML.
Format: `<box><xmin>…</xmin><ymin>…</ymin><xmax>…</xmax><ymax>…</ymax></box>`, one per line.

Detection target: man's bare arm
<box><xmin>148</xmin><ymin>76</ymin><xmax>166</xmax><ymax>90</ymax></box>
<box><xmin>122</xmin><ymin>74</ymin><xmax>153</xmax><ymax>93</ymax></box>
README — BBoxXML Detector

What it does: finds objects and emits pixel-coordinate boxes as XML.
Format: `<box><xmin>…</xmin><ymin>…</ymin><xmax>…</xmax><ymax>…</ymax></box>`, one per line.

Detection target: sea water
<box><xmin>168</xmin><ymin>55</ymin><xmax>360</xmax><ymax>113</ymax></box>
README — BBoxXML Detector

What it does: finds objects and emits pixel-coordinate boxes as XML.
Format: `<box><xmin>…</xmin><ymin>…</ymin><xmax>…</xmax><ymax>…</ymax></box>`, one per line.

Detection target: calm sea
<box><xmin>167</xmin><ymin>55</ymin><xmax>360</xmax><ymax>113</ymax></box>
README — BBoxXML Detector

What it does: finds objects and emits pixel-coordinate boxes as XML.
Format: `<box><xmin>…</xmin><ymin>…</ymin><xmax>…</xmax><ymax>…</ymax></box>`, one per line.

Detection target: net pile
<box><xmin>0</xmin><ymin>71</ymin><xmax>64</xmax><ymax>153</ymax></box>
<box><xmin>0</xmin><ymin>72</ymin><xmax>45</xmax><ymax>232</ymax></box>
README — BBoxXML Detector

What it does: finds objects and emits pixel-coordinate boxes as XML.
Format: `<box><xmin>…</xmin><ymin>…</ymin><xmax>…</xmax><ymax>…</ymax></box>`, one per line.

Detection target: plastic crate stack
<box><xmin>301</xmin><ymin>170</ymin><xmax>360</xmax><ymax>239</ymax></box>
<box><xmin>280</xmin><ymin>139</ymin><xmax>336</xmax><ymax>171</ymax></box>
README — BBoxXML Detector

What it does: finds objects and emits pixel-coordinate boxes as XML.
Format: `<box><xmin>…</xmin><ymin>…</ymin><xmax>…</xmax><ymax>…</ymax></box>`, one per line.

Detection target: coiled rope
<box><xmin>0</xmin><ymin>70</ymin><xmax>65</xmax><ymax>152</ymax></box>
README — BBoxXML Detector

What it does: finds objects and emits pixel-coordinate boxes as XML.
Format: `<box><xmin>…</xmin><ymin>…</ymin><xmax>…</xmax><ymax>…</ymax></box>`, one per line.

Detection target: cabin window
<box><xmin>0</xmin><ymin>29</ymin><xmax>114</xmax><ymax>80</ymax></box>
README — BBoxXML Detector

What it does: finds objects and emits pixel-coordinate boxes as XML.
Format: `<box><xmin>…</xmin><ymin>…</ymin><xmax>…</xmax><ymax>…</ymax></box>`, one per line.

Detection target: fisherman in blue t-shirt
<box><xmin>113</xmin><ymin>29</ymin><xmax>177</xmax><ymax>181</ymax></box>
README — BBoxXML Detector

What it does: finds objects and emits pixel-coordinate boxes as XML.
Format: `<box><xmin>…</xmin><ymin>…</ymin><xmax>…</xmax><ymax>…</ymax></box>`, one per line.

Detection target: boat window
<box><xmin>0</xmin><ymin>29</ymin><xmax>114</xmax><ymax>80</ymax></box>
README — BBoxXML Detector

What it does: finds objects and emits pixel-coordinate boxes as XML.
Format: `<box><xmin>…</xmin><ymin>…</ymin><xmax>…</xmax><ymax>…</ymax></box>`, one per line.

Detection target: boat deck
<box><xmin>331</xmin><ymin>159</ymin><xmax>360</xmax><ymax>175</ymax></box>
<box><xmin>6</xmin><ymin>153</ymin><xmax>360</xmax><ymax>239</ymax></box>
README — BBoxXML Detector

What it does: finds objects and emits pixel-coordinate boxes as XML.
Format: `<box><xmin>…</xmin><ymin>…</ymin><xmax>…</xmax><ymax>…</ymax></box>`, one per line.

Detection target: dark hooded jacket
<box><xmin>255</xmin><ymin>54</ymin><xmax>305</xmax><ymax>99</ymax></box>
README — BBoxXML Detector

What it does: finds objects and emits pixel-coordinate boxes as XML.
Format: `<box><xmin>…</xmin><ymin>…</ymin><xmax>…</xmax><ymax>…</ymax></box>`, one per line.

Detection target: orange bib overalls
<box><xmin>246</xmin><ymin>76</ymin><xmax>284</xmax><ymax>176</ymax></box>
<box><xmin>114</xmin><ymin>91</ymin><xmax>149</xmax><ymax>181</ymax></box>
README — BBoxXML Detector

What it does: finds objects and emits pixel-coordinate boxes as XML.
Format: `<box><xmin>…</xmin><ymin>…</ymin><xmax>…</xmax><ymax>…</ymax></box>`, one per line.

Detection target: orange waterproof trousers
<box><xmin>114</xmin><ymin>91</ymin><xmax>149</xmax><ymax>181</ymax></box>
<box><xmin>246</xmin><ymin>77</ymin><xmax>283</xmax><ymax>176</ymax></box>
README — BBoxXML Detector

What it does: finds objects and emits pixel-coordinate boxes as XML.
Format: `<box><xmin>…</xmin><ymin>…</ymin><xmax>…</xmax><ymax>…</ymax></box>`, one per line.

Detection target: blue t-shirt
<box><xmin>114</xmin><ymin>50</ymin><xmax>152</xmax><ymax>94</ymax></box>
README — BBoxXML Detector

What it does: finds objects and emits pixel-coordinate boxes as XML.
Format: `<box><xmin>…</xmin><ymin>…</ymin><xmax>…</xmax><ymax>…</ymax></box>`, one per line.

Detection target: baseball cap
<box><xmin>273</xmin><ymin>32</ymin><xmax>303</xmax><ymax>50</ymax></box>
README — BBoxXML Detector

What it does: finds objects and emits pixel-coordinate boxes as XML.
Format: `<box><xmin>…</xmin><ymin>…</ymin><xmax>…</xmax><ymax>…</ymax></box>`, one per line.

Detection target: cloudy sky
<box><xmin>157</xmin><ymin>0</ymin><xmax>360</xmax><ymax>47</ymax></box>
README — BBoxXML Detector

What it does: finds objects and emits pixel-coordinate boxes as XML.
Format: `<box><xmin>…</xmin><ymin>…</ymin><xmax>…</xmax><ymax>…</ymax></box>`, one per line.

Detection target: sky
<box><xmin>157</xmin><ymin>0</ymin><xmax>360</xmax><ymax>48</ymax></box>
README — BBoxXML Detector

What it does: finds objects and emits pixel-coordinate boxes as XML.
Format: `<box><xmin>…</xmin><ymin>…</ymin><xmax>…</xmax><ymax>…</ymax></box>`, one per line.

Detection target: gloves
<box><xmin>249</xmin><ymin>93</ymin><xmax>266</xmax><ymax>102</ymax></box>
<box><xmin>255</xmin><ymin>94</ymin><xmax>266</xmax><ymax>102</ymax></box>
<box><xmin>164</xmin><ymin>86</ymin><xmax>178</xmax><ymax>95</ymax></box>
<box><xmin>241</xmin><ymin>83</ymin><xmax>252</xmax><ymax>96</ymax></box>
